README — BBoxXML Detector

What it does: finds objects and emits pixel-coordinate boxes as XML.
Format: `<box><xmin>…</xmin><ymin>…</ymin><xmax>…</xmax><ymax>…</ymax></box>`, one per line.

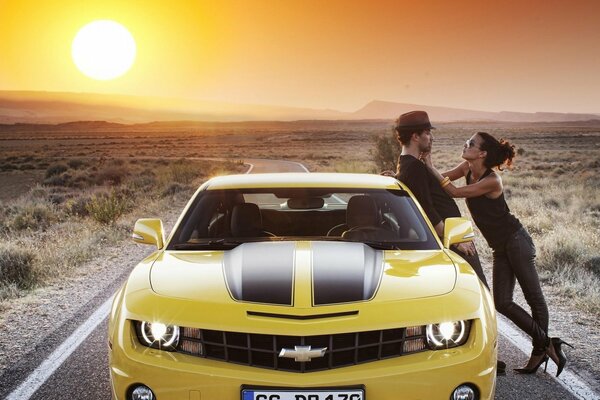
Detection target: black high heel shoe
<box><xmin>514</xmin><ymin>354</ymin><xmax>549</xmax><ymax>374</ymax></box>
<box><xmin>549</xmin><ymin>337</ymin><xmax>574</xmax><ymax>377</ymax></box>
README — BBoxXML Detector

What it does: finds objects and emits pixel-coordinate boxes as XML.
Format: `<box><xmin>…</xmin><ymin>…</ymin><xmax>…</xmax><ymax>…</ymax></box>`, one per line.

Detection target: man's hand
<box><xmin>380</xmin><ymin>170</ymin><xmax>396</xmax><ymax>177</ymax></box>
<box><xmin>420</xmin><ymin>152</ymin><xmax>433</xmax><ymax>167</ymax></box>
<box><xmin>456</xmin><ymin>241</ymin><xmax>476</xmax><ymax>256</ymax></box>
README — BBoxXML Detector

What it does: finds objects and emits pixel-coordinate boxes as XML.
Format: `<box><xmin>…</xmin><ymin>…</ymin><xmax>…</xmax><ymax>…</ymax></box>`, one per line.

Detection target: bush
<box><xmin>0</xmin><ymin>244</ymin><xmax>38</xmax><ymax>289</ymax></box>
<box><xmin>170</xmin><ymin>161</ymin><xmax>199</xmax><ymax>184</ymax></box>
<box><xmin>45</xmin><ymin>163</ymin><xmax>68</xmax><ymax>178</ymax></box>
<box><xmin>67</xmin><ymin>158</ymin><xmax>87</xmax><ymax>169</ymax></box>
<box><xmin>95</xmin><ymin>166</ymin><xmax>128</xmax><ymax>186</ymax></box>
<box><xmin>44</xmin><ymin>172</ymin><xmax>71</xmax><ymax>187</ymax></box>
<box><xmin>85</xmin><ymin>190</ymin><xmax>131</xmax><ymax>224</ymax></box>
<box><xmin>161</xmin><ymin>182</ymin><xmax>189</xmax><ymax>197</ymax></box>
<box><xmin>370</xmin><ymin>133</ymin><xmax>398</xmax><ymax>173</ymax></box>
<box><xmin>7</xmin><ymin>201</ymin><xmax>60</xmax><ymax>231</ymax></box>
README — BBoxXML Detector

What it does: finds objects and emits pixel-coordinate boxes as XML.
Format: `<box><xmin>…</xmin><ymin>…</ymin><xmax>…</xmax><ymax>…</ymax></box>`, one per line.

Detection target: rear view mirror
<box><xmin>287</xmin><ymin>197</ymin><xmax>325</xmax><ymax>209</ymax></box>
<box><xmin>132</xmin><ymin>218</ymin><xmax>165</xmax><ymax>249</ymax></box>
<box><xmin>443</xmin><ymin>217</ymin><xmax>475</xmax><ymax>248</ymax></box>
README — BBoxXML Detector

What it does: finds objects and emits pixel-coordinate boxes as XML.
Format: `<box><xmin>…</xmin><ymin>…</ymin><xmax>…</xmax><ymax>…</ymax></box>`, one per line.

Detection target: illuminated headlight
<box><xmin>134</xmin><ymin>321</ymin><xmax>180</xmax><ymax>350</ymax></box>
<box><xmin>426</xmin><ymin>320</ymin><xmax>471</xmax><ymax>350</ymax></box>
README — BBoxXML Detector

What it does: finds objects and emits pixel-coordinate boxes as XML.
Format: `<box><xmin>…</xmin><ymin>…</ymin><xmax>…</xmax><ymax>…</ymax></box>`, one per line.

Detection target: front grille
<box><xmin>177</xmin><ymin>326</ymin><xmax>427</xmax><ymax>372</ymax></box>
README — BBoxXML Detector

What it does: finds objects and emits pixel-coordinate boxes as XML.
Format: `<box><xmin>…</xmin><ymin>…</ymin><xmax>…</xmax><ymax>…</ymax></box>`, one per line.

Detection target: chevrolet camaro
<box><xmin>109</xmin><ymin>172</ymin><xmax>497</xmax><ymax>400</ymax></box>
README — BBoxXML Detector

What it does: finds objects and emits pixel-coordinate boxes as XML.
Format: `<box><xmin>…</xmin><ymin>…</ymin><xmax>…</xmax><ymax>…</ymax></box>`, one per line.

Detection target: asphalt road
<box><xmin>0</xmin><ymin>158</ymin><xmax>592</xmax><ymax>399</ymax></box>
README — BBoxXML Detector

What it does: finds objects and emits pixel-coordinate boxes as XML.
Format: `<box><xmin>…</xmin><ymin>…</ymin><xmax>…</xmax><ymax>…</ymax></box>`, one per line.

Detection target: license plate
<box><xmin>241</xmin><ymin>387</ymin><xmax>365</xmax><ymax>400</ymax></box>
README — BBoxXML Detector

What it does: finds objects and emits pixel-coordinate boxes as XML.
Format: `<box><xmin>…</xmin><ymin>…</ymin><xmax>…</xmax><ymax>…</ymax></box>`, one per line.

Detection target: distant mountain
<box><xmin>352</xmin><ymin>100</ymin><xmax>600</xmax><ymax>123</ymax></box>
<box><xmin>0</xmin><ymin>91</ymin><xmax>598</xmax><ymax>124</ymax></box>
<box><xmin>0</xmin><ymin>91</ymin><xmax>346</xmax><ymax>124</ymax></box>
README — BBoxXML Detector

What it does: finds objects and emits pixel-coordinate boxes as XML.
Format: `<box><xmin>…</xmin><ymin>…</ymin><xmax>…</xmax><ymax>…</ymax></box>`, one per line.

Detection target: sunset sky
<box><xmin>1</xmin><ymin>0</ymin><xmax>599</xmax><ymax>113</ymax></box>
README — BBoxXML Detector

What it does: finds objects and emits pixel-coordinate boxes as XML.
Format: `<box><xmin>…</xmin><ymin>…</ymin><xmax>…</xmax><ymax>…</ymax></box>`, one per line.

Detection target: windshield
<box><xmin>167</xmin><ymin>188</ymin><xmax>439</xmax><ymax>250</ymax></box>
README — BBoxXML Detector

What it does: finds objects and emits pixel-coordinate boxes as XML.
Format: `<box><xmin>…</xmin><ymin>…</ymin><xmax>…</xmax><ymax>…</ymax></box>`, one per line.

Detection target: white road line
<box><xmin>6</xmin><ymin>296</ymin><xmax>114</xmax><ymax>400</ymax></box>
<box><xmin>498</xmin><ymin>315</ymin><xmax>599</xmax><ymax>400</ymax></box>
<box><xmin>245</xmin><ymin>162</ymin><xmax>254</xmax><ymax>174</ymax></box>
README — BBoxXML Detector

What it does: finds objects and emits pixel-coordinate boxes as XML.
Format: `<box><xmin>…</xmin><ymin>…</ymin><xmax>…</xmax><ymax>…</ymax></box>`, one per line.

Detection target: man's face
<box><xmin>416</xmin><ymin>129</ymin><xmax>433</xmax><ymax>152</ymax></box>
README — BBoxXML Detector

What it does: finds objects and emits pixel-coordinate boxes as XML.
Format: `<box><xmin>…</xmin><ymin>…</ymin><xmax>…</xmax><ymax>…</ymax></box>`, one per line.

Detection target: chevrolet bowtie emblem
<box><xmin>278</xmin><ymin>346</ymin><xmax>327</xmax><ymax>362</ymax></box>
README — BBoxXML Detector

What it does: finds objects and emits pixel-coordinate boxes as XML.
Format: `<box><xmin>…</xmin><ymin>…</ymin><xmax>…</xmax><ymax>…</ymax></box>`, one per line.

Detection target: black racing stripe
<box><xmin>223</xmin><ymin>242</ymin><xmax>295</xmax><ymax>305</ymax></box>
<box><xmin>312</xmin><ymin>242</ymin><xmax>383</xmax><ymax>305</ymax></box>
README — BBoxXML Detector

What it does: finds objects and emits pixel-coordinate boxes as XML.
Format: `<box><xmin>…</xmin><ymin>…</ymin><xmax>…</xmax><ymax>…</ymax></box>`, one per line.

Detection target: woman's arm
<box><xmin>441</xmin><ymin>175</ymin><xmax>502</xmax><ymax>198</ymax></box>
<box><xmin>440</xmin><ymin>160</ymin><xmax>469</xmax><ymax>181</ymax></box>
<box><xmin>423</xmin><ymin>154</ymin><xmax>502</xmax><ymax>198</ymax></box>
<box><xmin>421</xmin><ymin>153</ymin><xmax>468</xmax><ymax>181</ymax></box>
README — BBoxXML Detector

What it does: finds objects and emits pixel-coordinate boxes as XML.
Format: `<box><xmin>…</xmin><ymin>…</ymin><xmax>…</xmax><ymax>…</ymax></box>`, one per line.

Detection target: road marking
<box><xmin>245</xmin><ymin>162</ymin><xmax>254</xmax><ymax>174</ymax></box>
<box><xmin>498</xmin><ymin>315</ymin><xmax>599</xmax><ymax>400</ymax></box>
<box><xmin>6</xmin><ymin>296</ymin><xmax>114</xmax><ymax>400</ymax></box>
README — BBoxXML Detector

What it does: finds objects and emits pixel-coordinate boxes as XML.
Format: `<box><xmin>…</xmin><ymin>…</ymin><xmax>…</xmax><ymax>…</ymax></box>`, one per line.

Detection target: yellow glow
<box><xmin>72</xmin><ymin>20</ymin><xmax>136</xmax><ymax>80</ymax></box>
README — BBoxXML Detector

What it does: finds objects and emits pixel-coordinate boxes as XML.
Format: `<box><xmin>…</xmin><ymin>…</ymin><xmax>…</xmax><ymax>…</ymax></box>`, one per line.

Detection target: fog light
<box><xmin>131</xmin><ymin>385</ymin><xmax>155</xmax><ymax>400</ymax></box>
<box><xmin>452</xmin><ymin>384</ymin><xmax>477</xmax><ymax>400</ymax></box>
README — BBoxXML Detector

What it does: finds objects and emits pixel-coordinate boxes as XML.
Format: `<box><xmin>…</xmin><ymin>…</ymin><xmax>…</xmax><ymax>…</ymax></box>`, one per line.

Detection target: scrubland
<box><xmin>0</xmin><ymin>120</ymin><xmax>599</xmax><ymax>317</ymax></box>
<box><xmin>0</xmin><ymin>153</ymin><xmax>245</xmax><ymax>304</ymax></box>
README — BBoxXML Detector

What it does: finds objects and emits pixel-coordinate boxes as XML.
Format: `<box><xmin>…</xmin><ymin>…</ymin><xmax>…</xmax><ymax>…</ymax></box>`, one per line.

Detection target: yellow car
<box><xmin>109</xmin><ymin>173</ymin><xmax>497</xmax><ymax>400</ymax></box>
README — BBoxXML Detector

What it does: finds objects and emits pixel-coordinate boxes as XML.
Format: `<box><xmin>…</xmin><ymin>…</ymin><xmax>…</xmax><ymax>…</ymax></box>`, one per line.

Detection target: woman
<box><xmin>423</xmin><ymin>131</ymin><xmax>572</xmax><ymax>376</ymax></box>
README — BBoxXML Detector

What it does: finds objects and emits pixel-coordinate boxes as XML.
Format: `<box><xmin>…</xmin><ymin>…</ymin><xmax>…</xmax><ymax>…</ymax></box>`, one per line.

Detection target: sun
<box><xmin>72</xmin><ymin>20</ymin><xmax>136</xmax><ymax>80</ymax></box>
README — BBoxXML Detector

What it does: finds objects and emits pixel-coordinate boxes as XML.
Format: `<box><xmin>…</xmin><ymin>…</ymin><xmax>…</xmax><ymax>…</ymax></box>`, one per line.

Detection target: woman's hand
<box><xmin>380</xmin><ymin>170</ymin><xmax>396</xmax><ymax>177</ymax></box>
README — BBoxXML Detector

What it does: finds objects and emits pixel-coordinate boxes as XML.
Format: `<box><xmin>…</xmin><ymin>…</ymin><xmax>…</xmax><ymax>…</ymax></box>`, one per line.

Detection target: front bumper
<box><xmin>110</xmin><ymin>319</ymin><xmax>496</xmax><ymax>400</ymax></box>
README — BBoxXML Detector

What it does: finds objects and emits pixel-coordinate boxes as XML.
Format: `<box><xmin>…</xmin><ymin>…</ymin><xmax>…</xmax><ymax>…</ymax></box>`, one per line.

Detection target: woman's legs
<box><xmin>493</xmin><ymin>228</ymin><xmax>549</xmax><ymax>353</ymax></box>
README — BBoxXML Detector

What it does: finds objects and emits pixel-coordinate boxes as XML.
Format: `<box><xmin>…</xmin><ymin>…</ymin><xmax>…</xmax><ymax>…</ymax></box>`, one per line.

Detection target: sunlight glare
<box><xmin>72</xmin><ymin>20</ymin><xmax>136</xmax><ymax>80</ymax></box>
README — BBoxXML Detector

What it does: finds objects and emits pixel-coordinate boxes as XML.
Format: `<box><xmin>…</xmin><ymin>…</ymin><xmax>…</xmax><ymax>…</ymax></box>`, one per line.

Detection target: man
<box><xmin>382</xmin><ymin>111</ymin><xmax>508</xmax><ymax>375</ymax></box>
<box><xmin>383</xmin><ymin>111</ymin><xmax>489</xmax><ymax>289</ymax></box>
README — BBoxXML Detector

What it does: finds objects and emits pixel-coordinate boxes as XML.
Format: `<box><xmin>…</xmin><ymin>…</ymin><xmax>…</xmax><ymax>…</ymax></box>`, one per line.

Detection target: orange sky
<box><xmin>0</xmin><ymin>0</ymin><xmax>599</xmax><ymax>113</ymax></box>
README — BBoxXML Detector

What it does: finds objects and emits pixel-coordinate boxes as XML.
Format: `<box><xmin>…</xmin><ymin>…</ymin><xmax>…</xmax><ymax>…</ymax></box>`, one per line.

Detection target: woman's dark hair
<box><xmin>476</xmin><ymin>132</ymin><xmax>516</xmax><ymax>170</ymax></box>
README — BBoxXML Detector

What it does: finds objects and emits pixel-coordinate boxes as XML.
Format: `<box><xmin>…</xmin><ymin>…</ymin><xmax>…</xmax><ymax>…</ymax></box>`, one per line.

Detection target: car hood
<box><xmin>149</xmin><ymin>241</ymin><xmax>456</xmax><ymax>305</ymax></box>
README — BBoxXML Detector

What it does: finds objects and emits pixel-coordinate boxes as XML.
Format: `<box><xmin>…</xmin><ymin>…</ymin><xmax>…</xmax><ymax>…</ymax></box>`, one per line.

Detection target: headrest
<box><xmin>230</xmin><ymin>203</ymin><xmax>263</xmax><ymax>237</ymax></box>
<box><xmin>346</xmin><ymin>195</ymin><xmax>378</xmax><ymax>228</ymax></box>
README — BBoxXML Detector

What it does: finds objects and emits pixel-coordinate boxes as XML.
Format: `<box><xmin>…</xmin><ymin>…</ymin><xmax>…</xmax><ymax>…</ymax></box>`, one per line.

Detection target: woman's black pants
<box><xmin>492</xmin><ymin>227</ymin><xmax>549</xmax><ymax>354</ymax></box>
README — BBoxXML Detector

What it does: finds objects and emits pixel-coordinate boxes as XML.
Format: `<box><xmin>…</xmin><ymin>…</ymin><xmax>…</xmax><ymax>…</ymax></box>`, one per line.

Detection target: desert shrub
<box><xmin>95</xmin><ymin>166</ymin><xmax>128</xmax><ymax>186</ymax></box>
<box><xmin>45</xmin><ymin>163</ymin><xmax>68</xmax><ymax>178</ymax></box>
<box><xmin>44</xmin><ymin>172</ymin><xmax>71</xmax><ymax>187</ymax></box>
<box><xmin>370</xmin><ymin>133</ymin><xmax>398</xmax><ymax>172</ymax></box>
<box><xmin>0</xmin><ymin>163</ymin><xmax>18</xmax><ymax>171</ymax></box>
<box><xmin>64</xmin><ymin>195</ymin><xmax>94</xmax><ymax>217</ymax></box>
<box><xmin>67</xmin><ymin>158</ymin><xmax>87</xmax><ymax>169</ymax></box>
<box><xmin>0</xmin><ymin>244</ymin><xmax>38</xmax><ymax>290</ymax></box>
<box><xmin>169</xmin><ymin>161</ymin><xmax>198</xmax><ymax>184</ymax></box>
<box><xmin>333</xmin><ymin>161</ymin><xmax>372</xmax><ymax>173</ymax></box>
<box><xmin>19</xmin><ymin>163</ymin><xmax>36</xmax><ymax>170</ymax></box>
<box><xmin>584</xmin><ymin>256</ymin><xmax>600</xmax><ymax>277</ymax></box>
<box><xmin>129</xmin><ymin>169</ymin><xmax>157</xmax><ymax>189</ymax></box>
<box><xmin>162</xmin><ymin>182</ymin><xmax>189</xmax><ymax>197</ymax></box>
<box><xmin>517</xmin><ymin>147</ymin><xmax>526</xmax><ymax>156</ymax></box>
<box><xmin>85</xmin><ymin>190</ymin><xmax>131</xmax><ymax>224</ymax></box>
<box><xmin>7</xmin><ymin>201</ymin><xmax>60</xmax><ymax>231</ymax></box>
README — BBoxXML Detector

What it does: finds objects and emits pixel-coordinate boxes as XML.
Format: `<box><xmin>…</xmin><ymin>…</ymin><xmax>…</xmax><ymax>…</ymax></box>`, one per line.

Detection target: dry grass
<box><xmin>0</xmin><ymin>154</ymin><xmax>245</xmax><ymax>301</ymax></box>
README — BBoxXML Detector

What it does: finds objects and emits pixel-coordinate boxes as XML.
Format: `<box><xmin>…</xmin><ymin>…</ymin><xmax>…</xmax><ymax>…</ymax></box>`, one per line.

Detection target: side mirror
<box><xmin>132</xmin><ymin>218</ymin><xmax>165</xmax><ymax>249</ymax></box>
<box><xmin>443</xmin><ymin>217</ymin><xmax>475</xmax><ymax>248</ymax></box>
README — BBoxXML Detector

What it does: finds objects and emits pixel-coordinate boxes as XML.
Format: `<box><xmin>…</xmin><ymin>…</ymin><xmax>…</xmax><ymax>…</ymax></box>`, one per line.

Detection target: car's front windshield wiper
<box><xmin>172</xmin><ymin>239</ymin><xmax>245</xmax><ymax>250</ymax></box>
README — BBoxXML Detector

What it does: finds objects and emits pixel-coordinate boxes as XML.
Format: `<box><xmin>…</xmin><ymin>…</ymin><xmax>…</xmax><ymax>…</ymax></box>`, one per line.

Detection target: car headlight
<box><xmin>134</xmin><ymin>320</ymin><xmax>180</xmax><ymax>351</ymax></box>
<box><xmin>426</xmin><ymin>320</ymin><xmax>471</xmax><ymax>350</ymax></box>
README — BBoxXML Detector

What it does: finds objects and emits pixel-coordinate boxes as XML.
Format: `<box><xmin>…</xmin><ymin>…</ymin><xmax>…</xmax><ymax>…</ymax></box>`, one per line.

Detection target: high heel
<box><xmin>549</xmin><ymin>337</ymin><xmax>574</xmax><ymax>377</ymax></box>
<box><xmin>514</xmin><ymin>354</ymin><xmax>549</xmax><ymax>374</ymax></box>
